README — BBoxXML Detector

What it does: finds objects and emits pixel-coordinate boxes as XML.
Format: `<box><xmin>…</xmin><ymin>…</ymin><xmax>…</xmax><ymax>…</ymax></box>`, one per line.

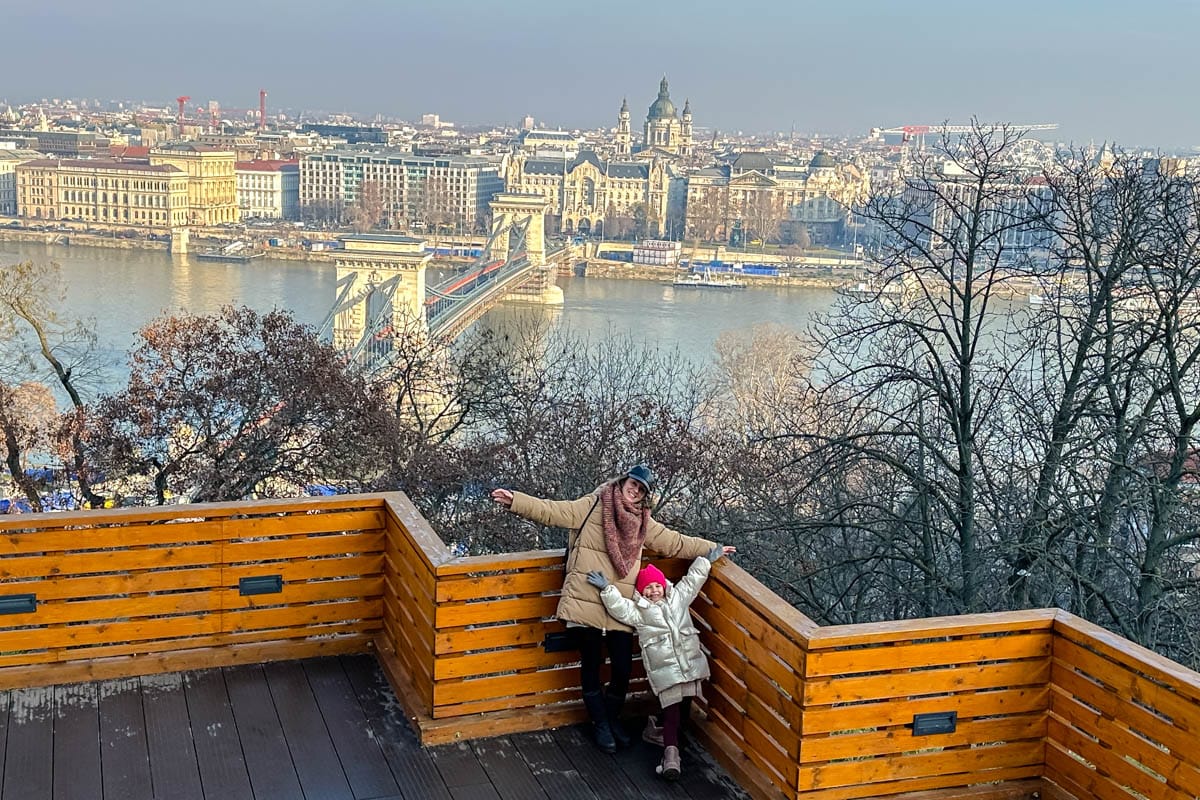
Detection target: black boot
<box><xmin>604</xmin><ymin>689</ymin><xmax>631</xmax><ymax>749</ymax></box>
<box><xmin>582</xmin><ymin>690</ymin><xmax>617</xmax><ymax>753</ymax></box>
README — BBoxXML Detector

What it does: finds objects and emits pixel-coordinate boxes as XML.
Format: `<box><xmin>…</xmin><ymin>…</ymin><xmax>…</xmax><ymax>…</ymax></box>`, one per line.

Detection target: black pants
<box><xmin>571</xmin><ymin>626</ymin><xmax>633</xmax><ymax>696</ymax></box>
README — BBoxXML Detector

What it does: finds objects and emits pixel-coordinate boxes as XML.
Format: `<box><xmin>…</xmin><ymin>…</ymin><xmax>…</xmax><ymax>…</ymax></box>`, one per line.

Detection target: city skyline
<box><xmin>4</xmin><ymin>0</ymin><xmax>1199</xmax><ymax>150</ymax></box>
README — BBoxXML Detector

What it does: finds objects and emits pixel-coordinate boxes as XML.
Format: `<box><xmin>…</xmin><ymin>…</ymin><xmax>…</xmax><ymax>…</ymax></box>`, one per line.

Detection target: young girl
<box><xmin>586</xmin><ymin>544</ymin><xmax>734</xmax><ymax>780</ymax></box>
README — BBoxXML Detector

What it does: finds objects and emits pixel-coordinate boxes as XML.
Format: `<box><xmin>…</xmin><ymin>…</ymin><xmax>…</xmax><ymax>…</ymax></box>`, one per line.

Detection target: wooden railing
<box><xmin>0</xmin><ymin>494</ymin><xmax>389</xmax><ymax>687</ymax></box>
<box><xmin>2</xmin><ymin>493</ymin><xmax>1198</xmax><ymax>800</ymax></box>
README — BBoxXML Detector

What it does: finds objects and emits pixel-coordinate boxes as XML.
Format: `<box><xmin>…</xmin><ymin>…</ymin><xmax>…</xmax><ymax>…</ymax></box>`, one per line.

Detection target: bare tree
<box><xmin>605</xmin><ymin>202</ymin><xmax>634</xmax><ymax>241</ymax></box>
<box><xmin>85</xmin><ymin>307</ymin><xmax>392</xmax><ymax>504</ymax></box>
<box><xmin>419</xmin><ymin>172</ymin><xmax>457</xmax><ymax>245</ymax></box>
<box><xmin>301</xmin><ymin>198</ymin><xmax>345</xmax><ymax>226</ymax></box>
<box><xmin>743</xmin><ymin>191</ymin><xmax>785</xmax><ymax>246</ymax></box>
<box><xmin>457</xmin><ymin>316</ymin><xmax>714</xmax><ymax>554</ymax></box>
<box><xmin>347</xmin><ymin>179</ymin><xmax>385</xmax><ymax>233</ymax></box>
<box><xmin>0</xmin><ymin>259</ymin><xmax>106</xmax><ymax>506</ymax></box>
<box><xmin>0</xmin><ymin>381</ymin><xmax>58</xmax><ymax>512</ymax></box>
<box><xmin>791</xmin><ymin>122</ymin><xmax>1042</xmax><ymax>614</ymax></box>
<box><xmin>1003</xmin><ymin>148</ymin><xmax>1200</xmax><ymax>662</ymax></box>
<box><xmin>710</xmin><ymin>323</ymin><xmax>809</xmax><ymax>434</ymax></box>
<box><xmin>687</xmin><ymin>188</ymin><xmax>726</xmax><ymax>244</ymax></box>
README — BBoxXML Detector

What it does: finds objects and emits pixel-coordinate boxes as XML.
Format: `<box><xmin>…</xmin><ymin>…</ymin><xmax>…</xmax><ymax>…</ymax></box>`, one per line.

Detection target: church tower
<box><xmin>616</xmin><ymin>97</ymin><xmax>631</xmax><ymax>156</ymax></box>
<box><xmin>681</xmin><ymin>98</ymin><xmax>693</xmax><ymax>157</ymax></box>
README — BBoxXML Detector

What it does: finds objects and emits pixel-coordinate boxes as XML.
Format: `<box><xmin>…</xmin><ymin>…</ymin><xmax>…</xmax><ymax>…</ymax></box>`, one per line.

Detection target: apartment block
<box><xmin>299</xmin><ymin>150</ymin><xmax>503</xmax><ymax>232</ymax></box>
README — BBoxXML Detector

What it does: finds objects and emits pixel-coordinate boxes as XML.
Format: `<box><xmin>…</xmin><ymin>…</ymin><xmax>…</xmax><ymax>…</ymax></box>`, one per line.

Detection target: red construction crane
<box><xmin>175</xmin><ymin>95</ymin><xmax>191</xmax><ymax>128</ymax></box>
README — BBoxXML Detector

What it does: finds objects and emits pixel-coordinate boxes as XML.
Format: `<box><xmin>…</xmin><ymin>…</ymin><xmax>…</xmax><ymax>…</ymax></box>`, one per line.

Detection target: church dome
<box><xmin>647</xmin><ymin>77</ymin><xmax>676</xmax><ymax>119</ymax></box>
<box><xmin>809</xmin><ymin>151</ymin><xmax>836</xmax><ymax>169</ymax></box>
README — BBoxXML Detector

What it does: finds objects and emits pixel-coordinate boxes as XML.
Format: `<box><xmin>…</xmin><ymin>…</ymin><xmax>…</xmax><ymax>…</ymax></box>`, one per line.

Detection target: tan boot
<box><xmin>642</xmin><ymin>718</ymin><xmax>664</xmax><ymax>747</ymax></box>
<box><xmin>655</xmin><ymin>745</ymin><xmax>681</xmax><ymax>781</ymax></box>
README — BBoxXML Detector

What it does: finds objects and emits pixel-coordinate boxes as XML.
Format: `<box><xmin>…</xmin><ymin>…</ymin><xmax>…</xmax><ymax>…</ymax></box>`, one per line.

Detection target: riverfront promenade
<box><xmin>0</xmin><ymin>222</ymin><xmax>860</xmax><ymax>290</ymax></box>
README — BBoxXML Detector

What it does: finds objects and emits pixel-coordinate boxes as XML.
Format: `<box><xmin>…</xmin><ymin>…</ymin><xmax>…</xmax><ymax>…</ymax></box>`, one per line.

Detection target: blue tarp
<box><xmin>0</xmin><ymin>499</ymin><xmax>34</xmax><ymax>513</ymax></box>
<box><xmin>42</xmin><ymin>491</ymin><xmax>78</xmax><ymax>510</ymax></box>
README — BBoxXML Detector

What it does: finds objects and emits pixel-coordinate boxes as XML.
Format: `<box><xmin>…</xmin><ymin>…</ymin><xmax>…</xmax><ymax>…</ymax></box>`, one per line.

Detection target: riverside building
<box><xmin>298</xmin><ymin>151</ymin><xmax>503</xmax><ymax>232</ymax></box>
<box><xmin>0</xmin><ymin>148</ymin><xmax>42</xmax><ymax>215</ymax></box>
<box><xmin>236</xmin><ymin>160</ymin><xmax>300</xmax><ymax>220</ymax></box>
<box><xmin>14</xmin><ymin>158</ymin><xmax>189</xmax><ymax>228</ymax></box>
<box><xmin>149</xmin><ymin>142</ymin><xmax>239</xmax><ymax>226</ymax></box>
<box><xmin>504</xmin><ymin>150</ymin><xmax>683</xmax><ymax>237</ymax></box>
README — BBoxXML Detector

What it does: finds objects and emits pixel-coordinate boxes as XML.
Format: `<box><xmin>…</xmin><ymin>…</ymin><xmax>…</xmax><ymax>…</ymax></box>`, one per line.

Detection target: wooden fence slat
<box><xmin>1052</xmin><ymin>636</ymin><xmax>1200</xmax><ymax>739</ymax></box>
<box><xmin>794</xmin><ymin>766</ymin><xmax>1044</xmax><ymax>800</ymax></box>
<box><xmin>434</xmin><ymin>622</ymin><xmax>555</xmax><ymax>655</ymax></box>
<box><xmin>803</xmin><ymin>685</ymin><xmax>1049</xmax><ymax>735</ymax></box>
<box><xmin>798</xmin><ymin>740</ymin><xmax>1044</xmax><ymax>791</ymax></box>
<box><xmin>1055</xmin><ymin>613</ymin><xmax>1200</xmax><ymax>703</ymax></box>
<box><xmin>1049</xmin><ymin>691</ymin><xmax>1200</xmax><ymax>795</ymax></box>
<box><xmin>435</xmin><ymin>551</ymin><xmax>563</xmax><ymax>576</ymax></box>
<box><xmin>0</xmin><ymin>510</ymin><xmax>384</xmax><ymax>555</ymax></box>
<box><xmin>435</xmin><ymin>596</ymin><xmax>560</xmax><ymax>628</ymax></box>
<box><xmin>0</xmin><ymin>532</ymin><xmax>383</xmax><ymax>581</ymax></box>
<box><xmin>804</xmin><ymin>658</ymin><xmax>1051</xmax><ymax>706</ymax></box>
<box><xmin>1048</xmin><ymin>717</ymin><xmax>1190</xmax><ymax>800</ymax></box>
<box><xmin>699</xmin><ymin>591</ymin><xmax>804</xmax><ymax>697</ymax></box>
<box><xmin>1044</xmin><ymin>740</ymin><xmax>1140</xmax><ymax>800</ymax></box>
<box><xmin>805</xmin><ymin>632</ymin><xmax>1053</xmax><ymax>678</ymax></box>
<box><xmin>0</xmin><ymin>621</ymin><xmax>377</xmax><ymax>670</ymax></box>
<box><xmin>0</xmin><ymin>577</ymin><xmax>383</xmax><ymax>632</ymax></box>
<box><xmin>810</xmin><ymin>610</ymin><xmax>1058</xmax><ymax>649</ymax></box>
<box><xmin>0</xmin><ymin>494</ymin><xmax>393</xmax><ymax>533</ymax></box>
<box><xmin>434</xmin><ymin>569</ymin><xmax>564</xmax><ymax>603</ymax></box>
<box><xmin>433</xmin><ymin>645</ymin><xmax>579</xmax><ymax>681</ymax></box>
<box><xmin>432</xmin><ymin>666</ymin><xmax>581</xmax><ymax>708</ymax></box>
<box><xmin>1050</xmin><ymin>668</ymin><xmax>1198</xmax><ymax>770</ymax></box>
<box><xmin>802</xmin><ymin>714</ymin><xmax>1044</xmax><ymax>763</ymax></box>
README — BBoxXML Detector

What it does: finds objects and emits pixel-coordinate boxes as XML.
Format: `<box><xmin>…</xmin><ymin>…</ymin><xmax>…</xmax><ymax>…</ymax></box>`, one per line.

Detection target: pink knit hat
<box><xmin>636</xmin><ymin>564</ymin><xmax>666</xmax><ymax>595</ymax></box>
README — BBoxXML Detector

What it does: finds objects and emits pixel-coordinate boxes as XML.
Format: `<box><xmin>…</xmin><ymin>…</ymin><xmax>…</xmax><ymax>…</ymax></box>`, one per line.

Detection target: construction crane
<box><xmin>175</xmin><ymin>95</ymin><xmax>191</xmax><ymax>128</ymax></box>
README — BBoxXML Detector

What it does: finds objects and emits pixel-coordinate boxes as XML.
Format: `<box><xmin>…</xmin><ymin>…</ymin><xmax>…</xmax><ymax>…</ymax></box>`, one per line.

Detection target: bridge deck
<box><xmin>0</xmin><ymin>654</ymin><xmax>750</xmax><ymax>800</ymax></box>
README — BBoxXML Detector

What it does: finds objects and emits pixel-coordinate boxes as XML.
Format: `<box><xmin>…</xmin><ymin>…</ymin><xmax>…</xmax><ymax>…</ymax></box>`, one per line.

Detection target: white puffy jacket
<box><xmin>599</xmin><ymin>556</ymin><xmax>712</xmax><ymax>696</ymax></box>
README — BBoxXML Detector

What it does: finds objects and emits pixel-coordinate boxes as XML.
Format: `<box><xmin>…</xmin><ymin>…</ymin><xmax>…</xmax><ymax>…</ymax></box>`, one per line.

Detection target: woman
<box><xmin>490</xmin><ymin>464</ymin><xmax>720</xmax><ymax>753</ymax></box>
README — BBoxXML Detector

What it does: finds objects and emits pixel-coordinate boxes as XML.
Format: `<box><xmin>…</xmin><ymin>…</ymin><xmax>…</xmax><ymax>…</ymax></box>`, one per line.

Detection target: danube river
<box><xmin>0</xmin><ymin>242</ymin><xmax>837</xmax><ymax>390</ymax></box>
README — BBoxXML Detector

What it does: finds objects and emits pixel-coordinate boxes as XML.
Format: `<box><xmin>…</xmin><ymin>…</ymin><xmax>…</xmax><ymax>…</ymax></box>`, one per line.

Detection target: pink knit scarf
<box><xmin>600</xmin><ymin>482</ymin><xmax>649</xmax><ymax>578</ymax></box>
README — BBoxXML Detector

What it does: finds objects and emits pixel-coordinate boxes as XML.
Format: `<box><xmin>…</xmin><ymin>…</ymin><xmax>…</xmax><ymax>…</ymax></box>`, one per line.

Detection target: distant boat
<box><xmin>847</xmin><ymin>280</ymin><xmax>902</xmax><ymax>297</ymax></box>
<box><xmin>672</xmin><ymin>266</ymin><xmax>746</xmax><ymax>289</ymax></box>
<box><xmin>195</xmin><ymin>240</ymin><xmax>265</xmax><ymax>262</ymax></box>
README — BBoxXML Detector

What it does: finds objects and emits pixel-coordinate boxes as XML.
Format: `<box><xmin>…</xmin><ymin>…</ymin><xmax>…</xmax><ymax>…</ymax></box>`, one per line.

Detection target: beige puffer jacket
<box><xmin>599</xmin><ymin>556</ymin><xmax>712</xmax><ymax>695</ymax></box>
<box><xmin>509</xmin><ymin>487</ymin><xmax>715</xmax><ymax>632</ymax></box>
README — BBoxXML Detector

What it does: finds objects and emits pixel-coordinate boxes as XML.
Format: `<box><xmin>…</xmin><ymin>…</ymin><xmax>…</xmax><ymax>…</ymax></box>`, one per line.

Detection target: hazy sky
<box><xmin>4</xmin><ymin>0</ymin><xmax>1198</xmax><ymax>150</ymax></box>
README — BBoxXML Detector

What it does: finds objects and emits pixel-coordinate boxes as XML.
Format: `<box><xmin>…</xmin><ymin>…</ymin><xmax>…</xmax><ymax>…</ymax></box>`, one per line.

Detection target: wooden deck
<box><xmin>0</xmin><ymin>654</ymin><xmax>750</xmax><ymax>800</ymax></box>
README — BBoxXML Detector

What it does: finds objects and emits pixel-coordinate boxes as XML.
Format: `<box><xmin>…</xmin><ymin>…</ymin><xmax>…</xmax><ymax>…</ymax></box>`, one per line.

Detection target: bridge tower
<box><xmin>486</xmin><ymin>192</ymin><xmax>562</xmax><ymax>305</ymax></box>
<box><xmin>331</xmin><ymin>234</ymin><xmax>432</xmax><ymax>353</ymax></box>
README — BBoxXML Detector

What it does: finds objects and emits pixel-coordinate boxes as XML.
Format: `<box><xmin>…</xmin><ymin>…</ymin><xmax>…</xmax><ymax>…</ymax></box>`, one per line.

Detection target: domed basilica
<box><xmin>615</xmin><ymin>77</ymin><xmax>692</xmax><ymax>157</ymax></box>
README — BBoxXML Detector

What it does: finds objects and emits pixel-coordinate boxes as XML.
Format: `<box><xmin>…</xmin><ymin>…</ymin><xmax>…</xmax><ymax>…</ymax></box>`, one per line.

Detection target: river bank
<box><xmin>0</xmin><ymin>226</ymin><xmax>857</xmax><ymax>288</ymax></box>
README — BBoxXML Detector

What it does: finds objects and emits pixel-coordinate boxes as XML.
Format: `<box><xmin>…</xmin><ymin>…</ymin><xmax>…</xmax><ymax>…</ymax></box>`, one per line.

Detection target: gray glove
<box><xmin>707</xmin><ymin>546</ymin><xmax>725</xmax><ymax>563</ymax></box>
<box><xmin>586</xmin><ymin>571</ymin><xmax>609</xmax><ymax>589</ymax></box>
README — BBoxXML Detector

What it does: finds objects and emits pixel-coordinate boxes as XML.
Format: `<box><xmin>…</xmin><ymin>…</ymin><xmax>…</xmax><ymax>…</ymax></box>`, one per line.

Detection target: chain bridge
<box><xmin>317</xmin><ymin>193</ymin><xmax>568</xmax><ymax>368</ymax></box>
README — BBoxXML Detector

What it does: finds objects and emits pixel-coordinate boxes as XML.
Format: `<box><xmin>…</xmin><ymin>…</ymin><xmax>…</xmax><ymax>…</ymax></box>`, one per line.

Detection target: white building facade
<box><xmin>0</xmin><ymin>148</ymin><xmax>42</xmax><ymax>215</ymax></box>
<box><xmin>236</xmin><ymin>160</ymin><xmax>300</xmax><ymax>220</ymax></box>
